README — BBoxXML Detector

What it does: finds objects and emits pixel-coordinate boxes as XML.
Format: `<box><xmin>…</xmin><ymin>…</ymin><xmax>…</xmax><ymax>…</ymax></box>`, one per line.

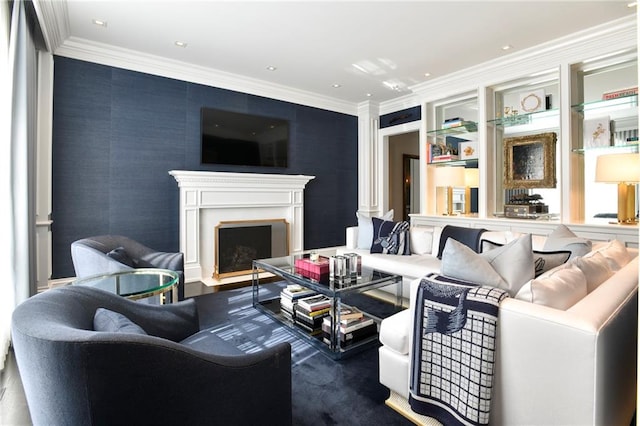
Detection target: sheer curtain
<box><xmin>0</xmin><ymin>0</ymin><xmax>13</xmax><ymax>371</ymax></box>
<box><xmin>1</xmin><ymin>0</ymin><xmax>38</xmax><ymax>371</ymax></box>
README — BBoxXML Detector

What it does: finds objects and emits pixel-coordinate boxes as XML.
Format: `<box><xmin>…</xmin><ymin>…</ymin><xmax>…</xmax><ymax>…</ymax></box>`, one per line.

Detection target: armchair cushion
<box><xmin>94</xmin><ymin>308</ymin><xmax>147</xmax><ymax>335</ymax></box>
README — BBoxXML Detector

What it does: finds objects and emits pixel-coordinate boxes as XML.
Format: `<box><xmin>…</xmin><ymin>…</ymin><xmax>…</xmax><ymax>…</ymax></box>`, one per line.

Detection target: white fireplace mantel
<box><xmin>169</xmin><ymin>170</ymin><xmax>315</xmax><ymax>284</ymax></box>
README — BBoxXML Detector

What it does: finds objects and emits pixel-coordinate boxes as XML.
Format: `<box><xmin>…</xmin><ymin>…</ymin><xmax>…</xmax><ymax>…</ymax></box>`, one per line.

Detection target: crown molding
<box><xmin>405</xmin><ymin>15</ymin><xmax>637</xmax><ymax>104</ymax></box>
<box><xmin>32</xmin><ymin>0</ymin><xmax>69</xmax><ymax>52</ymax></box>
<box><xmin>54</xmin><ymin>37</ymin><xmax>357</xmax><ymax>116</ymax></box>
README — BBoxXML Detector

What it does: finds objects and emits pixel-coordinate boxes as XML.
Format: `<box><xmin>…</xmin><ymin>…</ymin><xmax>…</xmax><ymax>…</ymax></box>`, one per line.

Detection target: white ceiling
<box><xmin>55</xmin><ymin>1</ymin><xmax>636</xmax><ymax>105</ymax></box>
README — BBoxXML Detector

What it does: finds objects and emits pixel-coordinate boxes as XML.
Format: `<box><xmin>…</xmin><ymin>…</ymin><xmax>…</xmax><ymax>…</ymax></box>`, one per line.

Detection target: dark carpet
<box><xmin>191</xmin><ymin>283</ymin><xmax>413</xmax><ymax>426</ymax></box>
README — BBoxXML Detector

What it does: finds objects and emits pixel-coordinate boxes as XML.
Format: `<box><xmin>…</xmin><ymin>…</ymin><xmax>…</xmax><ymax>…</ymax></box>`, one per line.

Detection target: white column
<box><xmin>357</xmin><ymin>101</ymin><xmax>380</xmax><ymax>215</ymax></box>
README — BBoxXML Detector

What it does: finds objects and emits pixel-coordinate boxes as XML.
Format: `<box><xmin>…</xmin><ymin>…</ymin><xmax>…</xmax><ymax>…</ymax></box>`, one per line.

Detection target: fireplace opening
<box><xmin>214</xmin><ymin>219</ymin><xmax>289</xmax><ymax>280</ymax></box>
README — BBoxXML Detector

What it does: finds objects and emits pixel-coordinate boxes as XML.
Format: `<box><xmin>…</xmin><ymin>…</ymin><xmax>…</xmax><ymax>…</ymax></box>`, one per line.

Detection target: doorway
<box><xmin>403</xmin><ymin>155</ymin><xmax>420</xmax><ymax>222</ymax></box>
<box><xmin>388</xmin><ymin>131</ymin><xmax>420</xmax><ymax>222</ymax></box>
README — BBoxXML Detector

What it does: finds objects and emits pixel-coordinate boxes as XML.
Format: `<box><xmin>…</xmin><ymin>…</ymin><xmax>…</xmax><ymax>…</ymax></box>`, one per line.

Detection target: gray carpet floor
<box><xmin>192</xmin><ymin>283</ymin><xmax>413</xmax><ymax>426</ymax></box>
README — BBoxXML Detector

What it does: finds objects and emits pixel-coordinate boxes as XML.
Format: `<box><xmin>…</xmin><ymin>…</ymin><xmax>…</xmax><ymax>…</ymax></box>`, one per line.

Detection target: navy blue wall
<box><xmin>52</xmin><ymin>56</ymin><xmax>358</xmax><ymax>278</ymax></box>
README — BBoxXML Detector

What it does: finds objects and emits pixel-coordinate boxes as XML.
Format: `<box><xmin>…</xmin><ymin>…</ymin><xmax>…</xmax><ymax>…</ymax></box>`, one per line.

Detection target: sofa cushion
<box><xmin>441</xmin><ymin>234</ymin><xmax>534</xmax><ymax>296</ymax></box>
<box><xmin>337</xmin><ymin>247</ymin><xmax>442</xmax><ymax>282</ymax></box>
<box><xmin>436</xmin><ymin>225</ymin><xmax>486</xmax><ymax>259</ymax></box>
<box><xmin>543</xmin><ymin>224</ymin><xmax>592</xmax><ymax>259</ymax></box>
<box><xmin>588</xmin><ymin>239</ymin><xmax>632</xmax><ymax>271</ymax></box>
<box><xmin>371</xmin><ymin>218</ymin><xmax>410</xmax><ymax>255</ymax></box>
<box><xmin>379</xmin><ymin>309</ymin><xmax>412</xmax><ymax>355</ymax></box>
<box><xmin>94</xmin><ymin>308</ymin><xmax>148</xmax><ymax>335</ymax></box>
<box><xmin>356</xmin><ymin>210</ymin><xmax>394</xmax><ymax>249</ymax></box>
<box><xmin>515</xmin><ymin>265</ymin><xmax>587</xmax><ymax>310</ymax></box>
<box><xmin>410</xmin><ymin>227</ymin><xmax>434</xmax><ymax>255</ymax></box>
<box><xmin>106</xmin><ymin>247</ymin><xmax>136</xmax><ymax>267</ymax></box>
<box><xmin>569</xmin><ymin>251</ymin><xmax>614</xmax><ymax>293</ymax></box>
<box><xmin>480</xmin><ymin>239</ymin><xmax>571</xmax><ymax>277</ymax></box>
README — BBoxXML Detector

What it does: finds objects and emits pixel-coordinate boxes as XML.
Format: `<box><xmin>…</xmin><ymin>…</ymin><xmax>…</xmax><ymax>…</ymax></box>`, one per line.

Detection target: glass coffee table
<box><xmin>252</xmin><ymin>250</ymin><xmax>402</xmax><ymax>359</ymax></box>
<box><xmin>73</xmin><ymin>269</ymin><xmax>180</xmax><ymax>303</ymax></box>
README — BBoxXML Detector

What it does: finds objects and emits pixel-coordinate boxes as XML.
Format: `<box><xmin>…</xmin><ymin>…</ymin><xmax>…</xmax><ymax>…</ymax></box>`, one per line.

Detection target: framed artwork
<box><xmin>583</xmin><ymin>116</ymin><xmax>611</xmax><ymax>148</ymax></box>
<box><xmin>504</xmin><ymin>132</ymin><xmax>557</xmax><ymax>189</ymax></box>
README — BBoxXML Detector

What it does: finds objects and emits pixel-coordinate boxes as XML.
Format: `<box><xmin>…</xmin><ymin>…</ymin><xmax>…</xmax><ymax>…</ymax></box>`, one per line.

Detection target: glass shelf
<box><xmin>572</xmin><ymin>142</ymin><xmax>639</xmax><ymax>154</ymax></box>
<box><xmin>426</xmin><ymin>123</ymin><xmax>478</xmax><ymax>138</ymax></box>
<box><xmin>429</xmin><ymin>159</ymin><xmax>478</xmax><ymax>167</ymax></box>
<box><xmin>571</xmin><ymin>94</ymin><xmax>638</xmax><ymax>113</ymax></box>
<box><xmin>488</xmin><ymin>108</ymin><xmax>559</xmax><ymax>128</ymax></box>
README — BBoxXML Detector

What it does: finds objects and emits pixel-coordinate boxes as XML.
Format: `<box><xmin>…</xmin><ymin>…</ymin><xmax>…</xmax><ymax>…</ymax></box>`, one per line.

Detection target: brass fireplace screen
<box><xmin>214</xmin><ymin>219</ymin><xmax>289</xmax><ymax>280</ymax></box>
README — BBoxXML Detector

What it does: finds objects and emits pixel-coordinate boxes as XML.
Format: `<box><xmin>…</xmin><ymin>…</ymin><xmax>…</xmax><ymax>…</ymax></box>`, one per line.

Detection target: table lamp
<box><xmin>434</xmin><ymin>166</ymin><xmax>465</xmax><ymax>216</ymax></box>
<box><xmin>464</xmin><ymin>168</ymin><xmax>479</xmax><ymax>215</ymax></box>
<box><xmin>595</xmin><ymin>152</ymin><xmax>640</xmax><ymax>224</ymax></box>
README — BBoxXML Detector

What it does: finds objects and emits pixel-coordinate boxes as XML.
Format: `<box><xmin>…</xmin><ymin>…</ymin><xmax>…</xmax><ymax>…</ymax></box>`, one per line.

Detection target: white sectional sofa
<box><xmin>339</xmin><ymin>223</ymin><xmax>638</xmax><ymax>425</ymax></box>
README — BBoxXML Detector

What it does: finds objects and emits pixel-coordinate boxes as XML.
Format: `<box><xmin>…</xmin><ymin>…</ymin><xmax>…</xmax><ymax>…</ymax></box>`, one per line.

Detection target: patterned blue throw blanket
<box><xmin>409</xmin><ymin>273</ymin><xmax>509</xmax><ymax>426</ymax></box>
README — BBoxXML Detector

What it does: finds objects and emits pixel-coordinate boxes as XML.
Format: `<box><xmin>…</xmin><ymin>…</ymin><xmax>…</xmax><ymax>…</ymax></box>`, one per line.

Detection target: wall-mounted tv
<box><xmin>201</xmin><ymin>107</ymin><xmax>289</xmax><ymax>167</ymax></box>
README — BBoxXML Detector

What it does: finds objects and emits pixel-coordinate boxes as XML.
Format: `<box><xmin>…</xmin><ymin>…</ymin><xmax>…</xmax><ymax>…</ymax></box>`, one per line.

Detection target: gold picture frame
<box><xmin>504</xmin><ymin>132</ymin><xmax>557</xmax><ymax>189</ymax></box>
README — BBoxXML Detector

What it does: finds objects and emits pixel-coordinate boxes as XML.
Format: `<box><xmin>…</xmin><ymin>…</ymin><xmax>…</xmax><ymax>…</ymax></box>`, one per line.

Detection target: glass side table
<box><xmin>73</xmin><ymin>268</ymin><xmax>179</xmax><ymax>303</ymax></box>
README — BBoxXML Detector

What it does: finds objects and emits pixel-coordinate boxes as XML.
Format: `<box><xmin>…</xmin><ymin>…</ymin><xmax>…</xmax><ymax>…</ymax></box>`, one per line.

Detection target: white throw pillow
<box><xmin>569</xmin><ymin>251</ymin><xmax>614</xmax><ymax>293</ymax></box>
<box><xmin>480</xmin><ymin>239</ymin><xmax>571</xmax><ymax>278</ymax></box>
<box><xmin>356</xmin><ymin>210</ymin><xmax>394</xmax><ymax>249</ymax></box>
<box><xmin>515</xmin><ymin>265</ymin><xmax>587</xmax><ymax>310</ymax></box>
<box><xmin>441</xmin><ymin>234</ymin><xmax>534</xmax><ymax>296</ymax></box>
<box><xmin>543</xmin><ymin>224</ymin><xmax>592</xmax><ymax>259</ymax></box>
<box><xmin>410</xmin><ymin>227</ymin><xmax>434</xmax><ymax>255</ymax></box>
<box><xmin>589</xmin><ymin>239</ymin><xmax>631</xmax><ymax>271</ymax></box>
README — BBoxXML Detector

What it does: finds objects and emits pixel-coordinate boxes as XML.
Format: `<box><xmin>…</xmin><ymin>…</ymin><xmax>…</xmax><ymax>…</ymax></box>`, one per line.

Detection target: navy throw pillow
<box><xmin>370</xmin><ymin>217</ymin><xmax>411</xmax><ymax>255</ymax></box>
<box><xmin>106</xmin><ymin>246</ymin><xmax>135</xmax><ymax>267</ymax></box>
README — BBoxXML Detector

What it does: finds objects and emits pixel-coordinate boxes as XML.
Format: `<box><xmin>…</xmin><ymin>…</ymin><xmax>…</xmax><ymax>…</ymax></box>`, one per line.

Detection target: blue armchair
<box><xmin>71</xmin><ymin>235</ymin><xmax>186</xmax><ymax>301</ymax></box>
<box><xmin>11</xmin><ymin>285</ymin><xmax>292</xmax><ymax>426</ymax></box>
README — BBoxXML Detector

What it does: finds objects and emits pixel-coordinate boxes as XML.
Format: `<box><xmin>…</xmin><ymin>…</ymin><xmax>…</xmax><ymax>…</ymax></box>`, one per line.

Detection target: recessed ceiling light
<box><xmin>332</xmin><ymin>84</ymin><xmax>341</xmax><ymax>88</ymax></box>
<box><xmin>266</xmin><ymin>66</ymin><xmax>277</xmax><ymax>71</ymax></box>
<box><xmin>92</xmin><ymin>19</ymin><xmax>107</xmax><ymax>27</ymax></box>
<box><xmin>366</xmin><ymin>93</ymin><xmax>372</xmax><ymax>97</ymax></box>
<box><xmin>502</xmin><ymin>44</ymin><xmax>513</xmax><ymax>51</ymax></box>
<box><xmin>424</xmin><ymin>72</ymin><xmax>431</xmax><ymax>78</ymax></box>
<box><xmin>174</xmin><ymin>41</ymin><xmax>187</xmax><ymax>48</ymax></box>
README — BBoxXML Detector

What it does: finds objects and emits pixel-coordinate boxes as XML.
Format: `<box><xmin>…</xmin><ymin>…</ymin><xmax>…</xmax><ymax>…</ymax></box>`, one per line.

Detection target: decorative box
<box><xmin>459</xmin><ymin>141</ymin><xmax>478</xmax><ymax>160</ymax></box>
<box><xmin>295</xmin><ymin>256</ymin><xmax>330</xmax><ymax>278</ymax></box>
<box><xmin>504</xmin><ymin>204</ymin><xmax>549</xmax><ymax>218</ymax></box>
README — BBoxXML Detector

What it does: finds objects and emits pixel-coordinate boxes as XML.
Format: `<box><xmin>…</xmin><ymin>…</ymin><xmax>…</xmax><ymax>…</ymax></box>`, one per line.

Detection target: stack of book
<box><xmin>321</xmin><ymin>305</ymin><xmax>377</xmax><ymax>348</ymax></box>
<box><xmin>279</xmin><ymin>284</ymin><xmax>316</xmax><ymax>322</ymax></box>
<box><xmin>294</xmin><ymin>294</ymin><xmax>331</xmax><ymax>334</ymax></box>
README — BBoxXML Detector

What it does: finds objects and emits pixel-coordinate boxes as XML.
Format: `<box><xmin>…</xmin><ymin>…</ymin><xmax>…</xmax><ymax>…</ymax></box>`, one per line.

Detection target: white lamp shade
<box><xmin>464</xmin><ymin>168</ymin><xmax>480</xmax><ymax>187</ymax></box>
<box><xmin>595</xmin><ymin>152</ymin><xmax>640</xmax><ymax>183</ymax></box>
<box><xmin>434</xmin><ymin>166</ymin><xmax>465</xmax><ymax>187</ymax></box>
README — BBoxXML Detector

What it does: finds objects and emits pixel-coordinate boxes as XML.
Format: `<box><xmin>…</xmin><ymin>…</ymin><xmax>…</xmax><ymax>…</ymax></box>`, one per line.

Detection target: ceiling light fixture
<box><xmin>424</xmin><ymin>72</ymin><xmax>431</xmax><ymax>78</ymax></box>
<box><xmin>366</xmin><ymin>93</ymin><xmax>372</xmax><ymax>97</ymax></box>
<box><xmin>266</xmin><ymin>66</ymin><xmax>277</xmax><ymax>71</ymax></box>
<box><xmin>501</xmin><ymin>44</ymin><xmax>512</xmax><ymax>51</ymax></box>
<box><xmin>174</xmin><ymin>41</ymin><xmax>187</xmax><ymax>48</ymax></box>
<box><xmin>92</xmin><ymin>19</ymin><xmax>107</xmax><ymax>27</ymax></box>
<box><xmin>627</xmin><ymin>2</ymin><xmax>637</xmax><ymax>7</ymax></box>
<box><xmin>332</xmin><ymin>84</ymin><xmax>341</xmax><ymax>88</ymax></box>
<box><xmin>352</xmin><ymin>63</ymin><xmax>368</xmax><ymax>73</ymax></box>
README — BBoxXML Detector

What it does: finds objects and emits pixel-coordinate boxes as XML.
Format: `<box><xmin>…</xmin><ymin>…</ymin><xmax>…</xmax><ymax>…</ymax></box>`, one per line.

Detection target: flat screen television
<box><xmin>201</xmin><ymin>107</ymin><xmax>289</xmax><ymax>167</ymax></box>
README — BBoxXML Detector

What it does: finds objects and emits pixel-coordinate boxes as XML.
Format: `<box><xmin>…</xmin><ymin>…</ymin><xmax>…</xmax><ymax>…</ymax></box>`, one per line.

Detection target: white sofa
<box><xmin>340</xmin><ymin>224</ymin><xmax>638</xmax><ymax>425</ymax></box>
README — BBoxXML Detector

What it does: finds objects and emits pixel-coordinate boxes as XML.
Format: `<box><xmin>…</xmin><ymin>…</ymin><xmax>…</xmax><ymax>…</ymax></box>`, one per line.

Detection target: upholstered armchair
<box><xmin>71</xmin><ymin>235</ymin><xmax>185</xmax><ymax>301</ymax></box>
<box><xmin>11</xmin><ymin>286</ymin><xmax>292</xmax><ymax>426</ymax></box>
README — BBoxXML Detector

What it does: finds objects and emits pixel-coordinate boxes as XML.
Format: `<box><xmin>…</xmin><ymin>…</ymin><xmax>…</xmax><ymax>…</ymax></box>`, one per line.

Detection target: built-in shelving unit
<box><xmin>373</xmin><ymin>16</ymin><xmax>639</xmax><ymax>246</ymax></box>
